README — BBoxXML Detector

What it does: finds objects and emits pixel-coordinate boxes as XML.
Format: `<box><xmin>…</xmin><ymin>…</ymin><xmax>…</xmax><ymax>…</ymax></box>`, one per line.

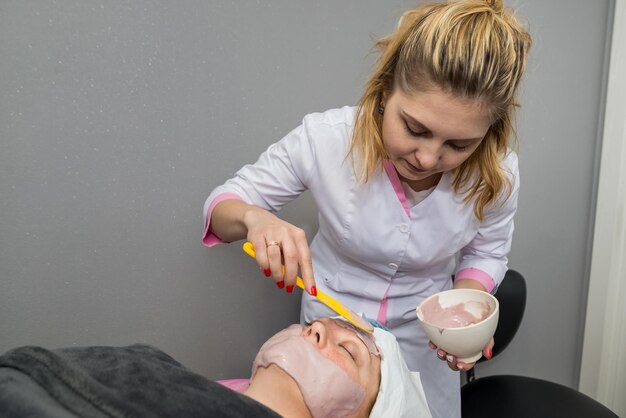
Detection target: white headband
<box><xmin>369</xmin><ymin>327</ymin><xmax>432</xmax><ymax>418</ymax></box>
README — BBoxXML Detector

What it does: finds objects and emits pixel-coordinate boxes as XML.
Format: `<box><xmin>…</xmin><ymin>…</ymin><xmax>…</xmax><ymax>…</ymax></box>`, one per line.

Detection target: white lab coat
<box><xmin>203</xmin><ymin>106</ymin><xmax>519</xmax><ymax>418</ymax></box>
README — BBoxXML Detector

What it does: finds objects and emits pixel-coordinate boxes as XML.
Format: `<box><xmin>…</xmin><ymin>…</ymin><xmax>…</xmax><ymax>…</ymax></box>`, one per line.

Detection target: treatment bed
<box><xmin>0</xmin><ymin>344</ymin><xmax>279</xmax><ymax>417</ymax></box>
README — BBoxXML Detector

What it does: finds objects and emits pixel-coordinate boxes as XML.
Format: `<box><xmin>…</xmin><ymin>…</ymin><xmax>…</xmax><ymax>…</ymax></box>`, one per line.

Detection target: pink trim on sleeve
<box><xmin>383</xmin><ymin>160</ymin><xmax>411</xmax><ymax>219</ymax></box>
<box><xmin>216</xmin><ymin>378</ymin><xmax>250</xmax><ymax>393</ymax></box>
<box><xmin>202</xmin><ymin>192</ymin><xmax>244</xmax><ymax>247</ymax></box>
<box><xmin>455</xmin><ymin>268</ymin><xmax>496</xmax><ymax>293</ymax></box>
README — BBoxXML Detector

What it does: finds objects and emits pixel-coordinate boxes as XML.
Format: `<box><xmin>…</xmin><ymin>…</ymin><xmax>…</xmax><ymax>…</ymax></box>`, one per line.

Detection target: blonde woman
<box><xmin>203</xmin><ymin>1</ymin><xmax>531</xmax><ymax>416</ymax></box>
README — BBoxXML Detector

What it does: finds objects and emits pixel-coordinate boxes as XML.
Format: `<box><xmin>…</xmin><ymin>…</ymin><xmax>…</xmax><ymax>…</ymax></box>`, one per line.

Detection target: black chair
<box><xmin>461</xmin><ymin>270</ymin><xmax>619</xmax><ymax>418</ymax></box>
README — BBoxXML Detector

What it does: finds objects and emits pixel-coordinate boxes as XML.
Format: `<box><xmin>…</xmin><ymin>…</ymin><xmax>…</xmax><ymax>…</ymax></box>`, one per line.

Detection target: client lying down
<box><xmin>0</xmin><ymin>317</ymin><xmax>431</xmax><ymax>417</ymax></box>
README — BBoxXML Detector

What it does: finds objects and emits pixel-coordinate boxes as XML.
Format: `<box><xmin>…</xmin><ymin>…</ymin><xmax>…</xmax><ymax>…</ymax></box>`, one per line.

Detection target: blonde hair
<box><xmin>348</xmin><ymin>0</ymin><xmax>531</xmax><ymax>220</ymax></box>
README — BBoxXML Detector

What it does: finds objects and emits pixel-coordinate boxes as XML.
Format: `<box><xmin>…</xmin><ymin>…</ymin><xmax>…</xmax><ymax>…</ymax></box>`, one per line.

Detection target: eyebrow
<box><xmin>401</xmin><ymin>110</ymin><xmax>484</xmax><ymax>143</ymax></box>
<box><xmin>401</xmin><ymin>111</ymin><xmax>429</xmax><ymax>132</ymax></box>
<box><xmin>334</xmin><ymin>319</ymin><xmax>368</xmax><ymax>338</ymax></box>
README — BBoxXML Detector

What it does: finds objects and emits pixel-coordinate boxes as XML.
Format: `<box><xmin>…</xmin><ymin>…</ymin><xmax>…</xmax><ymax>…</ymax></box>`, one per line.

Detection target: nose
<box><xmin>303</xmin><ymin>321</ymin><xmax>328</xmax><ymax>347</ymax></box>
<box><xmin>415</xmin><ymin>142</ymin><xmax>440</xmax><ymax>170</ymax></box>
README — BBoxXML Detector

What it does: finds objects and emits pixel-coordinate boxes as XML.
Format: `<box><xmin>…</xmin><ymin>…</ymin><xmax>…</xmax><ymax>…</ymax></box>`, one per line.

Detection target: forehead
<box><xmin>397</xmin><ymin>79</ymin><xmax>497</xmax><ymax>118</ymax></box>
<box><xmin>393</xmin><ymin>87</ymin><xmax>493</xmax><ymax>137</ymax></box>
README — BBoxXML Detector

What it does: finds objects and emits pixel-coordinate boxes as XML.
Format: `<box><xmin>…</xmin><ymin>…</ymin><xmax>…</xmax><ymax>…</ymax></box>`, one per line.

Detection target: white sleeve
<box><xmin>202</xmin><ymin>116</ymin><xmax>318</xmax><ymax>246</ymax></box>
<box><xmin>456</xmin><ymin>151</ymin><xmax>520</xmax><ymax>292</ymax></box>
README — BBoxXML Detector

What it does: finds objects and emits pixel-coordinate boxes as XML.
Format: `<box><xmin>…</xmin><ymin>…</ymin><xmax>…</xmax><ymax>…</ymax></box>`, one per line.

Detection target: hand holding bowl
<box><xmin>416</xmin><ymin>289</ymin><xmax>499</xmax><ymax>363</ymax></box>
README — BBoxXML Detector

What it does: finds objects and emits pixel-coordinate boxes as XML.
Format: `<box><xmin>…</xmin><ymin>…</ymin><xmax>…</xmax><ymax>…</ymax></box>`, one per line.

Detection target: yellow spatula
<box><xmin>242</xmin><ymin>241</ymin><xmax>374</xmax><ymax>333</ymax></box>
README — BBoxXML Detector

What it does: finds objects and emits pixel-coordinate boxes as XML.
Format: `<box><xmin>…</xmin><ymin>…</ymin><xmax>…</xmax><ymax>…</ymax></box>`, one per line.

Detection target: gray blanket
<box><xmin>0</xmin><ymin>344</ymin><xmax>280</xmax><ymax>418</ymax></box>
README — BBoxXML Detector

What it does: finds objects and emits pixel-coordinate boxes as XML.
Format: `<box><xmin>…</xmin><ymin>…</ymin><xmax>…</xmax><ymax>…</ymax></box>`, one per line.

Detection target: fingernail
<box><xmin>263</xmin><ymin>268</ymin><xmax>271</xmax><ymax>277</ymax></box>
<box><xmin>446</xmin><ymin>354</ymin><xmax>454</xmax><ymax>363</ymax></box>
<box><xmin>286</xmin><ymin>285</ymin><xmax>294</xmax><ymax>294</ymax></box>
<box><xmin>487</xmin><ymin>348</ymin><xmax>493</xmax><ymax>360</ymax></box>
<box><xmin>437</xmin><ymin>350</ymin><xmax>445</xmax><ymax>359</ymax></box>
<box><xmin>457</xmin><ymin>364</ymin><xmax>464</xmax><ymax>371</ymax></box>
<box><xmin>276</xmin><ymin>281</ymin><xmax>285</xmax><ymax>289</ymax></box>
<box><xmin>310</xmin><ymin>286</ymin><xmax>317</xmax><ymax>297</ymax></box>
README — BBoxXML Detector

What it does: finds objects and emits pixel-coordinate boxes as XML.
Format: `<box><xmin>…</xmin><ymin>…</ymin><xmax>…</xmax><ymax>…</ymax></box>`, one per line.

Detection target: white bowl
<box><xmin>416</xmin><ymin>289</ymin><xmax>499</xmax><ymax>363</ymax></box>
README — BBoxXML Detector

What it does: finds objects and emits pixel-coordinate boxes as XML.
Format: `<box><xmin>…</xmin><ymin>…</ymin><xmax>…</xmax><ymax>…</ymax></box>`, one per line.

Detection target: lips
<box><xmin>404</xmin><ymin>159</ymin><xmax>428</xmax><ymax>174</ymax></box>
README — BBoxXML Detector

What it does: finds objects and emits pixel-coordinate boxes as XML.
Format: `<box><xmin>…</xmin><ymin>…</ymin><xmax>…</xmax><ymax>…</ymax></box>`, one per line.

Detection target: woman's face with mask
<box><xmin>252</xmin><ymin>318</ymin><xmax>382</xmax><ymax>417</ymax></box>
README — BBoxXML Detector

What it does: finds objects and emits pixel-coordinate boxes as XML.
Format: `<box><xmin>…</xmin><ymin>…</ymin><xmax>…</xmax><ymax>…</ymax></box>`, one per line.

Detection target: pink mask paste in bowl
<box><xmin>252</xmin><ymin>324</ymin><xmax>366</xmax><ymax>418</ymax></box>
<box><xmin>420</xmin><ymin>295</ymin><xmax>491</xmax><ymax>329</ymax></box>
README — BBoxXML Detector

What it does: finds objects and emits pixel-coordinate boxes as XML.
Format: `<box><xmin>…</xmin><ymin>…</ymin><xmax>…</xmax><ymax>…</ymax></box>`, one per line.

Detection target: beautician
<box><xmin>202</xmin><ymin>1</ymin><xmax>531</xmax><ymax>416</ymax></box>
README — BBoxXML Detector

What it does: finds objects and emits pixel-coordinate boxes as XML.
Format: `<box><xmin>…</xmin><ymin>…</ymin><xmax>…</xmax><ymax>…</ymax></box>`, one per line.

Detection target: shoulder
<box><xmin>502</xmin><ymin>149</ymin><xmax>518</xmax><ymax>168</ymax></box>
<box><xmin>499</xmin><ymin>149</ymin><xmax>519</xmax><ymax>181</ymax></box>
<box><xmin>297</xmin><ymin>106</ymin><xmax>356</xmax><ymax>155</ymax></box>
<box><xmin>301</xmin><ymin>106</ymin><xmax>356</xmax><ymax>130</ymax></box>
<box><xmin>491</xmin><ymin>149</ymin><xmax>520</xmax><ymax>209</ymax></box>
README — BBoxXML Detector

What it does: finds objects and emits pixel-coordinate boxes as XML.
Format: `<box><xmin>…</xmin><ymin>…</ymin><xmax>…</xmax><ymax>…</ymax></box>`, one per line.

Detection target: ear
<box><xmin>380</xmin><ymin>91</ymin><xmax>387</xmax><ymax>107</ymax></box>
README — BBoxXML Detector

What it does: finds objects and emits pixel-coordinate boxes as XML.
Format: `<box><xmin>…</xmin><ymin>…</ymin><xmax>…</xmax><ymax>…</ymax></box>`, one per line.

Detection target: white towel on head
<box><xmin>369</xmin><ymin>327</ymin><xmax>432</xmax><ymax>418</ymax></box>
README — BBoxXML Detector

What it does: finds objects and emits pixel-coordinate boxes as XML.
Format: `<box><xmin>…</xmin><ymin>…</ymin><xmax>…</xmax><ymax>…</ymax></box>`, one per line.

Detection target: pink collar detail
<box><xmin>383</xmin><ymin>160</ymin><xmax>411</xmax><ymax>219</ymax></box>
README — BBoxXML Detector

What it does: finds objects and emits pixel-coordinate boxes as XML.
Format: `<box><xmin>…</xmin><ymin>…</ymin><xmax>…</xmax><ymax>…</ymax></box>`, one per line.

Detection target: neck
<box><xmin>400</xmin><ymin>172</ymin><xmax>442</xmax><ymax>192</ymax></box>
<box><xmin>244</xmin><ymin>365</ymin><xmax>312</xmax><ymax>418</ymax></box>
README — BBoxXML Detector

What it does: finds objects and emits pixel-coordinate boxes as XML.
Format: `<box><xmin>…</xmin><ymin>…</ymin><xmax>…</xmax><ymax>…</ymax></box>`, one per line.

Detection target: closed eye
<box><xmin>447</xmin><ymin>142</ymin><xmax>468</xmax><ymax>152</ymax></box>
<box><xmin>404</xmin><ymin>120</ymin><xmax>428</xmax><ymax>138</ymax></box>
<box><xmin>342</xmin><ymin>345</ymin><xmax>356</xmax><ymax>361</ymax></box>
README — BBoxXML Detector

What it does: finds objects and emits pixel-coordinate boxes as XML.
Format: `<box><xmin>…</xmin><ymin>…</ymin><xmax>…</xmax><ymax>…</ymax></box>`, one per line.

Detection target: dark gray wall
<box><xmin>0</xmin><ymin>0</ymin><xmax>612</xmax><ymax>388</ymax></box>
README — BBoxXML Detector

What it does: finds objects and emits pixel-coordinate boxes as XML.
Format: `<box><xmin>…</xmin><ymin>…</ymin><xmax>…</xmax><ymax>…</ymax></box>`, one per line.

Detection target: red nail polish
<box><xmin>286</xmin><ymin>285</ymin><xmax>294</xmax><ymax>294</ymax></box>
<box><xmin>277</xmin><ymin>281</ymin><xmax>285</xmax><ymax>289</ymax></box>
<box><xmin>310</xmin><ymin>286</ymin><xmax>317</xmax><ymax>297</ymax></box>
<box><xmin>263</xmin><ymin>268</ymin><xmax>271</xmax><ymax>277</ymax></box>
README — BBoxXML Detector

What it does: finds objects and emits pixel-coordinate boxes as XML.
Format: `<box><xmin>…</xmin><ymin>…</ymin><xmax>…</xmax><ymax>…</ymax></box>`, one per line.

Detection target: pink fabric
<box><xmin>202</xmin><ymin>192</ymin><xmax>244</xmax><ymax>247</ymax></box>
<box><xmin>216</xmin><ymin>378</ymin><xmax>250</xmax><ymax>393</ymax></box>
<box><xmin>376</xmin><ymin>286</ymin><xmax>391</xmax><ymax>326</ymax></box>
<box><xmin>455</xmin><ymin>267</ymin><xmax>496</xmax><ymax>293</ymax></box>
<box><xmin>383</xmin><ymin>160</ymin><xmax>411</xmax><ymax>219</ymax></box>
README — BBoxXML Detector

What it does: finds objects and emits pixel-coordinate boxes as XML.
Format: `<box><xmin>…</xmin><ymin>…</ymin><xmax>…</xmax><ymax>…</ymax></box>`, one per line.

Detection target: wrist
<box><xmin>241</xmin><ymin>205</ymin><xmax>269</xmax><ymax>230</ymax></box>
<box><xmin>453</xmin><ymin>278</ymin><xmax>488</xmax><ymax>292</ymax></box>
